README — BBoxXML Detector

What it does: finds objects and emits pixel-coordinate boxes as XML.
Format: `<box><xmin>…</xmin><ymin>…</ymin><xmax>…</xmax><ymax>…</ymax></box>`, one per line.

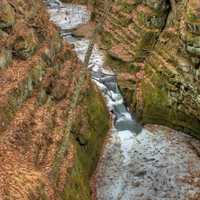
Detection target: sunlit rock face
<box><xmin>50</xmin><ymin>2</ymin><xmax>200</xmax><ymax>200</ymax></box>
<box><xmin>92</xmin><ymin>0</ymin><xmax>169</xmax><ymax>62</ymax></box>
<box><xmin>78</xmin><ymin>0</ymin><xmax>200</xmax><ymax>136</ymax></box>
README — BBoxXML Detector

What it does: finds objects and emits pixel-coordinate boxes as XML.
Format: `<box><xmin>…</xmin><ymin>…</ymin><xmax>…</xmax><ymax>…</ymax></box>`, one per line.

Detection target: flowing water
<box><xmin>46</xmin><ymin>1</ymin><xmax>200</xmax><ymax>199</ymax></box>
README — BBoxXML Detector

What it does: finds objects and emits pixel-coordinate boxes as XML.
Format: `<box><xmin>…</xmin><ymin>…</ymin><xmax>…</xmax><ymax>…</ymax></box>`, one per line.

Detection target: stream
<box><xmin>46</xmin><ymin>1</ymin><xmax>200</xmax><ymax>199</ymax></box>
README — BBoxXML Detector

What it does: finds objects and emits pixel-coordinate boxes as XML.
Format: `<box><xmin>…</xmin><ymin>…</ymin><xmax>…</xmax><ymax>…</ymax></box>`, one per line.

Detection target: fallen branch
<box><xmin>51</xmin><ymin>0</ymin><xmax>113</xmax><ymax>183</ymax></box>
<box><xmin>169</xmin><ymin>0</ymin><xmax>176</xmax><ymax>16</ymax></box>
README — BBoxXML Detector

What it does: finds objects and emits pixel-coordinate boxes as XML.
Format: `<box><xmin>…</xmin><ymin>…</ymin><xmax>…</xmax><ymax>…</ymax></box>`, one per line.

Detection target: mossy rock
<box><xmin>13</xmin><ymin>22</ymin><xmax>38</xmax><ymax>59</ymax></box>
<box><xmin>0</xmin><ymin>60</ymin><xmax>46</xmax><ymax>132</ymax></box>
<box><xmin>0</xmin><ymin>0</ymin><xmax>15</xmax><ymax>29</ymax></box>
<box><xmin>186</xmin><ymin>32</ymin><xmax>200</xmax><ymax>56</ymax></box>
<box><xmin>0</xmin><ymin>48</ymin><xmax>12</xmax><ymax>69</ymax></box>
<box><xmin>187</xmin><ymin>2</ymin><xmax>200</xmax><ymax>24</ymax></box>
<box><xmin>0</xmin><ymin>29</ymin><xmax>8</xmax><ymax>37</ymax></box>
<box><xmin>187</xmin><ymin>45</ymin><xmax>200</xmax><ymax>57</ymax></box>
<box><xmin>143</xmin><ymin>0</ymin><xmax>169</xmax><ymax>12</ymax></box>
<box><xmin>138</xmin><ymin>11</ymin><xmax>167</xmax><ymax>29</ymax></box>
<box><xmin>51</xmin><ymin>32</ymin><xmax>63</xmax><ymax>54</ymax></box>
<box><xmin>62</xmin><ymin>86</ymin><xmax>109</xmax><ymax>200</ymax></box>
<box><xmin>13</xmin><ymin>35</ymin><xmax>38</xmax><ymax>59</ymax></box>
<box><xmin>139</xmin><ymin>75</ymin><xmax>200</xmax><ymax>137</ymax></box>
<box><xmin>41</xmin><ymin>32</ymin><xmax>63</xmax><ymax>65</ymax></box>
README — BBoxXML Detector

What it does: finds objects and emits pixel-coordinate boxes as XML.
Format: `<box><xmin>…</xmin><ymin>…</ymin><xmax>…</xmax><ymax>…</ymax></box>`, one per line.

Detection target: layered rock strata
<box><xmin>78</xmin><ymin>0</ymin><xmax>200</xmax><ymax>136</ymax></box>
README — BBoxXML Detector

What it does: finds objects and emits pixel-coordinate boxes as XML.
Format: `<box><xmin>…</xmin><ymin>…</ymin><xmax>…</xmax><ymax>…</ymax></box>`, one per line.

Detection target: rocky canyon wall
<box><xmin>0</xmin><ymin>0</ymin><xmax>109</xmax><ymax>199</ymax></box>
<box><xmin>78</xmin><ymin>0</ymin><xmax>200</xmax><ymax>136</ymax></box>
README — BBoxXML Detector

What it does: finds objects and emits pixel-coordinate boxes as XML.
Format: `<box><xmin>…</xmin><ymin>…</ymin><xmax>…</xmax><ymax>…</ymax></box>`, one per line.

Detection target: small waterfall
<box><xmin>46</xmin><ymin>1</ymin><xmax>200</xmax><ymax>199</ymax></box>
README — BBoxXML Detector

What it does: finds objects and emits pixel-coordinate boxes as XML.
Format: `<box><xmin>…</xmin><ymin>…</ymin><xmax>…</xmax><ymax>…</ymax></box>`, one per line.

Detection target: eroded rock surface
<box><xmin>50</xmin><ymin>1</ymin><xmax>200</xmax><ymax>200</ymax></box>
<box><xmin>89</xmin><ymin>0</ymin><xmax>200</xmax><ymax>136</ymax></box>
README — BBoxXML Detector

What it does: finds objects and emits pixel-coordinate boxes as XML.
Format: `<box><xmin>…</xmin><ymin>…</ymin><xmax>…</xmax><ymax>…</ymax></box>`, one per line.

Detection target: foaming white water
<box><xmin>46</xmin><ymin>1</ymin><xmax>200</xmax><ymax>199</ymax></box>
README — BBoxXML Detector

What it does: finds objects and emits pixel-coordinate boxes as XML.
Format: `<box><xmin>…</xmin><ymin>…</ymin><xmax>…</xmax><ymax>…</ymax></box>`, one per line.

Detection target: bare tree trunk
<box><xmin>169</xmin><ymin>0</ymin><xmax>176</xmax><ymax>16</ymax></box>
<box><xmin>51</xmin><ymin>0</ymin><xmax>113</xmax><ymax>182</ymax></box>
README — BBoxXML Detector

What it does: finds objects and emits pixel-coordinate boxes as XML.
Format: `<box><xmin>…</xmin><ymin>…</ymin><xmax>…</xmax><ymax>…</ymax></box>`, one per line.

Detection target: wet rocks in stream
<box><xmin>46</xmin><ymin>1</ymin><xmax>200</xmax><ymax>200</ymax></box>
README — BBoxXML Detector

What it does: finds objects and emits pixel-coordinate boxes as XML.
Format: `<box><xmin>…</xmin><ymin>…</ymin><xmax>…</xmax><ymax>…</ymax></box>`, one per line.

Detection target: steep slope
<box><xmin>74</xmin><ymin>0</ymin><xmax>200</xmax><ymax>136</ymax></box>
<box><xmin>0</xmin><ymin>0</ymin><xmax>109</xmax><ymax>199</ymax></box>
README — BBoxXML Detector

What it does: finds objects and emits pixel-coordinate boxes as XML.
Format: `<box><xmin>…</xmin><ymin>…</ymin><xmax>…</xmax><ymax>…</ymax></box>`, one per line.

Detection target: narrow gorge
<box><xmin>0</xmin><ymin>0</ymin><xmax>200</xmax><ymax>200</ymax></box>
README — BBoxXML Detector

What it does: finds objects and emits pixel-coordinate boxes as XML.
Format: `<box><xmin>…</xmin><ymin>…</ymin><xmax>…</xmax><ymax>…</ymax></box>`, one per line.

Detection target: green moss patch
<box><xmin>62</xmin><ymin>86</ymin><xmax>109</xmax><ymax>200</ymax></box>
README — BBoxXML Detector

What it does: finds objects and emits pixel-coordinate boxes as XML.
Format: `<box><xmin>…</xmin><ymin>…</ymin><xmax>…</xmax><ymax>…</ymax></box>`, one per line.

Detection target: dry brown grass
<box><xmin>0</xmin><ymin>0</ymin><xmax>88</xmax><ymax>199</ymax></box>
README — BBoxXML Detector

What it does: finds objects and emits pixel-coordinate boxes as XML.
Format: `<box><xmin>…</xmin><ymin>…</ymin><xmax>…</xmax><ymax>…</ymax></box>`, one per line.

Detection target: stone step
<box><xmin>103</xmin><ymin>22</ymin><xmax>137</xmax><ymax>50</ymax></box>
<box><xmin>104</xmin><ymin>27</ymin><xmax>136</xmax><ymax>57</ymax></box>
<box><xmin>105</xmin><ymin>16</ymin><xmax>140</xmax><ymax>41</ymax></box>
<box><xmin>149</xmin><ymin>50</ymin><xmax>178</xmax><ymax>75</ymax></box>
<box><xmin>96</xmin><ymin>10</ymin><xmax>121</xmax><ymax>26</ymax></box>
<box><xmin>156</xmin><ymin>44</ymin><xmax>184</xmax><ymax>68</ymax></box>
<box><xmin>97</xmin><ymin>8</ymin><xmax>131</xmax><ymax>23</ymax></box>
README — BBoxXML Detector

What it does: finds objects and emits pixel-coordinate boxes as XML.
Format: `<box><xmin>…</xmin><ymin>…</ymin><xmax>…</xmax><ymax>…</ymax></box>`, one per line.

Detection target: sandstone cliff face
<box><xmin>0</xmin><ymin>0</ymin><xmax>109</xmax><ymax>199</ymax></box>
<box><xmin>84</xmin><ymin>0</ymin><xmax>200</xmax><ymax>136</ymax></box>
<box><xmin>139</xmin><ymin>0</ymin><xmax>200</xmax><ymax>135</ymax></box>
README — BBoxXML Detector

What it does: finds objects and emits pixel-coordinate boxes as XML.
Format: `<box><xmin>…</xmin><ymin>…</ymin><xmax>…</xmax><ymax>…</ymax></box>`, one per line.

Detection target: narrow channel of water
<box><xmin>46</xmin><ymin>1</ymin><xmax>200</xmax><ymax>199</ymax></box>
